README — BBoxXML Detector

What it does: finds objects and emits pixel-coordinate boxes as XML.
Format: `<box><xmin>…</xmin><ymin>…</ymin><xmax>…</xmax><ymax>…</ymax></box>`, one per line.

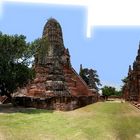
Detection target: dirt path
<box><xmin>0</xmin><ymin>131</ymin><xmax>5</xmax><ymax>140</ymax></box>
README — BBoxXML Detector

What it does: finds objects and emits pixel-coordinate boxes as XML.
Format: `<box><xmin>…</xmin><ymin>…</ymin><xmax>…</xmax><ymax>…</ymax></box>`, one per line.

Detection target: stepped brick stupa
<box><xmin>123</xmin><ymin>44</ymin><xmax>140</xmax><ymax>103</ymax></box>
<box><xmin>12</xmin><ymin>18</ymin><xmax>97</xmax><ymax>110</ymax></box>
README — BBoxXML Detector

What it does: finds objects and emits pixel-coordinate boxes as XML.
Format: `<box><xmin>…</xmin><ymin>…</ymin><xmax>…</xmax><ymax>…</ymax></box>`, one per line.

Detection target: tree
<box><xmin>101</xmin><ymin>86</ymin><xmax>122</xmax><ymax>99</ymax></box>
<box><xmin>101</xmin><ymin>86</ymin><xmax>116</xmax><ymax>99</ymax></box>
<box><xmin>120</xmin><ymin>76</ymin><xmax>129</xmax><ymax>95</ymax></box>
<box><xmin>114</xmin><ymin>90</ymin><xmax>122</xmax><ymax>97</ymax></box>
<box><xmin>0</xmin><ymin>32</ymin><xmax>34</xmax><ymax>98</ymax></box>
<box><xmin>121</xmin><ymin>77</ymin><xmax>128</xmax><ymax>85</ymax></box>
<box><xmin>79</xmin><ymin>65</ymin><xmax>101</xmax><ymax>90</ymax></box>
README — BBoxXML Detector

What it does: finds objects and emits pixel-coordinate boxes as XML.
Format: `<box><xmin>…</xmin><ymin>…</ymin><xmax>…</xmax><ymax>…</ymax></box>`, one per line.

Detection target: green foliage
<box><xmin>102</xmin><ymin>86</ymin><xmax>122</xmax><ymax>98</ymax></box>
<box><xmin>0</xmin><ymin>32</ymin><xmax>34</xmax><ymax>97</ymax></box>
<box><xmin>121</xmin><ymin>76</ymin><xmax>128</xmax><ymax>85</ymax></box>
<box><xmin>121</xmin><ymin>76</ymin><xmax>129</xmax><ymax>91</ymax></box>
<box><xmin>115</xmin><ymin>90</ymin><xmax>122</xmax><ymax>96</ymax></box>
<box><xmin>79</xmin><ymin>66</ymin><xmax>101</xmax><ymax>90</ymax></box>
<box><xmin>102</xmin><ymin>86</ymin><xmax>116</xmax><ymax>97</ymax></box>
<box><xmin>30</xmin><ymin>37</ymin><xmax>50</xmax><ymax>65</ymax></box>
<box><xmin>79</xmin><ymin>68</ymin><xmax>89</xmax><ymax>85</ymax></box>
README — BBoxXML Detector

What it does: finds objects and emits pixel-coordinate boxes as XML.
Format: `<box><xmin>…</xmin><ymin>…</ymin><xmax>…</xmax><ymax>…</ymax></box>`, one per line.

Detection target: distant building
<box><xmin>12</xmin><ymin>18</ymin><xmax>97</xmax><ymax>110</ymax></box>
<box><xmin>123</xmin><ymin>44</ymin><xmax>140</xmax><ymax>102</ymax></box>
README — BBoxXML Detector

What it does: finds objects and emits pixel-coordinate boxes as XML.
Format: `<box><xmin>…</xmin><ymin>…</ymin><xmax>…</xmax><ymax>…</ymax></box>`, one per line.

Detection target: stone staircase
<box><xmin>63</xmin><ymin>66</ymin><xmax>93</xmax><ymax>96</ymax></box>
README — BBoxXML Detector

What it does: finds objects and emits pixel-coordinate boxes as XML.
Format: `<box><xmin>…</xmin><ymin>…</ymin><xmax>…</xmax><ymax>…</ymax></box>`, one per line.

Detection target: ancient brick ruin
<box><xmin>123</xmin><ymin>44</ymin><xmax>140</xmax><ymax>103</ymax></box>
<box><xmin>12</xmin><ymin>18</ymin><xmax>97</xmax><ymax>110</ymax></box>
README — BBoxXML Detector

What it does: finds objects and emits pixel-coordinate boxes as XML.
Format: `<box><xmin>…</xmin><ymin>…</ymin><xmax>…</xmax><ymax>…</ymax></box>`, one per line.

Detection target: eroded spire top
<box><xmin>42</xmin><ymin>18</ymin><xmax>64</xmax><ymax>47</ymax></box>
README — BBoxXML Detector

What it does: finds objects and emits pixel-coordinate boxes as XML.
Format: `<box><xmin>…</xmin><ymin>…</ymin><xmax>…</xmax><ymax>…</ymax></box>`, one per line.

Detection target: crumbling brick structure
<box><xmin>12</xmin><ymin>18</ymin><xmax>97</xmax><ymax>110</ymax></box>
<box><xmin>123</xmin><ymin>44</ymin><xmax>140</xmax><ymax>103</ymax></box>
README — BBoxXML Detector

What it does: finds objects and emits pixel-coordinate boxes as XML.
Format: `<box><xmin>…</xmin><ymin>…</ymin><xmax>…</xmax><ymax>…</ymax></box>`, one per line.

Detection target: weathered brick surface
<box><xmin>12</xmin><ymin>18</ymin><xmax>97</xmax><ymax>110</ymax></box>
<box><xmin>123</xmin><ymin>45</ymin><xmax>140</xmax><ymax>103</ymax></box>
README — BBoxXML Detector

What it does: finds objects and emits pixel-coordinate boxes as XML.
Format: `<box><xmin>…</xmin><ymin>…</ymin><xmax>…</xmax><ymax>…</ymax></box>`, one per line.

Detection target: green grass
<box><xmin>0</xmin><ymin>102</ymin><xmax>140</xmax><ymax>140</ymax></box>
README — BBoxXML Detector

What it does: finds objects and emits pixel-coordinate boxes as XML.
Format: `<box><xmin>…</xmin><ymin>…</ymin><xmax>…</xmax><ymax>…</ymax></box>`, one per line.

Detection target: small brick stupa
<box><xmin>12</xmin><ymin>18</ymin><xmax>97</xmax><ymax>110</ymax></box>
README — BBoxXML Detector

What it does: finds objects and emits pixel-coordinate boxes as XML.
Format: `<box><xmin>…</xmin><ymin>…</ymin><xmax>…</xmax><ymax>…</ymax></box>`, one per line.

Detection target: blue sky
<box><xmin>1</xmin><ymin>2</ymin><xmax>140</xmax><ymax>89</ymax></box>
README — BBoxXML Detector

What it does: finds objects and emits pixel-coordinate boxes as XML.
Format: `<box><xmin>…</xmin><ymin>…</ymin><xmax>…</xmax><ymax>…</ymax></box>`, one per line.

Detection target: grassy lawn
<box><xmin>0</xmin><ymin>101</ymin><xmax>140</xmax><ymax>140</ymax></box>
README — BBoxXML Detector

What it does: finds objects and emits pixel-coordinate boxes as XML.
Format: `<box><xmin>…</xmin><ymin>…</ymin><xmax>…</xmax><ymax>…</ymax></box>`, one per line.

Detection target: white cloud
<box><xmin>1</xmin><ymin>0</ymin><xmax>140</xmax><ymax>38</ymax></box>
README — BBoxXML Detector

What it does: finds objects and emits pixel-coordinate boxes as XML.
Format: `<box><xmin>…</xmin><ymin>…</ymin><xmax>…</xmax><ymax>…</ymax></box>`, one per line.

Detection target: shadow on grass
<box><xmin>0</xmin><ymin>103</ymin><xmax>53</xmax><ymax>114</ymax></box>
